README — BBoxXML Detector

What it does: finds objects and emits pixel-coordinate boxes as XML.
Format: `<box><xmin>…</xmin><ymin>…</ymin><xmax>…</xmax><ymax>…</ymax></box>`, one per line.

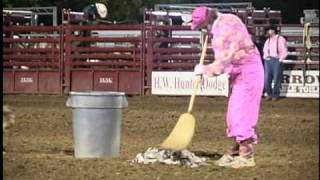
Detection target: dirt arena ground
<box><xmin>3</xmin><ymin>95</ymin><xmax>319</xmax><ymax>180</ymax></box>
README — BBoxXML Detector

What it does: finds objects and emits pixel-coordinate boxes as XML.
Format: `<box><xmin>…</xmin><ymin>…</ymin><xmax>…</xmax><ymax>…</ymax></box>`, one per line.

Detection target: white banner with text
<box><xmin>279</xmin><ymin>70</ymin><xmax>319</xmax><ymax>98</ymax></box>
<box><xmin>152</xmin><ymin>70</ymin><xmax>319</xmax><ymax>98</ymax></box>
<box><xmin>152</xmin><ymin>72</ymin><xmax>229</xmax><ymax>96</ymax></box>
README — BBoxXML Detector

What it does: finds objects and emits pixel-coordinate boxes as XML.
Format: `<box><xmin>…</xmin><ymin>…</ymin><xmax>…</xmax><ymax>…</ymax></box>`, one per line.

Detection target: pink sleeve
<box><xmin>278</xmin><ymin>36</ymin><xmax>288</xmax><ymax>61</ymax></box>
<box><xmin>209</xmin><ymin>19</ymin><xmax>250</xmax><ymax>75</ymax></box>
<box><xmin>262</xmin><ymin>39</ymin><xmax>269</xmax><ymax>59</ymax></box>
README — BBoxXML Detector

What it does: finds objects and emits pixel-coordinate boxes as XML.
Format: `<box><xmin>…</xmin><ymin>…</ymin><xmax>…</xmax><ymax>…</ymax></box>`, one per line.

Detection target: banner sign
<box><xmin>279</xmin><ymin>70</ymin><xmax>319</xmax><ymax>98</ymax></box>
<box><xmin>152</xmin><ymin>70</ymin><xmax>319</xmax><ymax>98</ymax></box>
<box><xmin>151</xmin><ymin>72</ymin><xmax>229</xmax><ymax>96</ymax></box>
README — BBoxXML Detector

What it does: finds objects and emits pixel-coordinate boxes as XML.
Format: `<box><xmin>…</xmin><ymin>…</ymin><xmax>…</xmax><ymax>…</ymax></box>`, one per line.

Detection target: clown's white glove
<box><xmin>194</xmin><ymin>63</ymin><xmax>222</xmax><ymax>77</ymax></box>
<box><xmin>194</xmin><ymin>64</ymin><xmax>205</xmax><ymax>76</ymax></box>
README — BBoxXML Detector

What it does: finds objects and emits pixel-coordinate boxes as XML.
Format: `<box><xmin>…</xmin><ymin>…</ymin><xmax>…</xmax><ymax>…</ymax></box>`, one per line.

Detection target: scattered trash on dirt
<box><xmin>129</xmin><ymin>147</ymin><xmax>209</xmax><ymax>168</ymax></box>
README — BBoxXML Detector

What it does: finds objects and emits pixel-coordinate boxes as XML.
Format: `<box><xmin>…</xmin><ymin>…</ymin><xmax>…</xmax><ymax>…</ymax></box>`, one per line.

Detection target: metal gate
<box><xmin>3</xmin><ymin>20</ymin><xmax>318</xmax><ymax>95</ymax></box>
<box><xmin>3</xmin><ymin>25</ymin><xmax>63</xmax><ymax>94</ymax></box>
<box><xmin>63</xmin><ymin>24</ymin><xmax>144</xmax><ymax>95</ymax></box>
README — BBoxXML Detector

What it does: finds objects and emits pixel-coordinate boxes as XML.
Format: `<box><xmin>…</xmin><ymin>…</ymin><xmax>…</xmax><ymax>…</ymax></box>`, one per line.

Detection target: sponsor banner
<box><xmin>278</xmin><ymin>70</ymin><xmax>319</xmax><ymax>98</ymax></box>
<box><xmin>152</xmin><ymin>70</ymin><xmax>319</xmax><ymax>98</ymax></box>
<box><xmin>152</xmin><ymin>71</ymin><xmax>229</xmax><ymax>96</ymax></box>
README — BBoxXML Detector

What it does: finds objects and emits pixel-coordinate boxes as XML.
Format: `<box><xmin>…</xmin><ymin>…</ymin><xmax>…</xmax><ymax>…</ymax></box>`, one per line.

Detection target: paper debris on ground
<box><xmin>129</xmin><ymin>147</ymin><xmax>209</xmax><ymax>168</ymax></box>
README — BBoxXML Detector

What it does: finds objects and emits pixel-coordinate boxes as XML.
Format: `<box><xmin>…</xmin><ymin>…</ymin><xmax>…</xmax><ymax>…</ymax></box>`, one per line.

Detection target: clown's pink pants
<box><xmin>226</xmin><ymin>53</ymin><xmax>264</xmax><ymax>144</ymax></box>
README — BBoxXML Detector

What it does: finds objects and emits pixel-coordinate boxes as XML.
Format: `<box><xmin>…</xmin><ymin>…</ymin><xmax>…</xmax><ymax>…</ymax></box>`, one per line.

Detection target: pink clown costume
<box><xmin>193</xmin><ymin>7</ymin><xmax>264</xmax><ymax>145</ymax></box>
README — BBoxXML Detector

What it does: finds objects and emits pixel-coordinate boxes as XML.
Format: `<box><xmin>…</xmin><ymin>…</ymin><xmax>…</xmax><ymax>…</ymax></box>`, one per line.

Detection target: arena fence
<box><xmin>3</xmin><ymin>25</ymin><xmax>63</xmax><ymax>94</ymax></box>
<box><xmin>63</xmin><ymin>24</ymin><xmax>144</xmax><ymax>95</ymax></box>
<box><xmin>2</xmin><ymin>23</ymin><xmax>319</xmax><ymax>95</ymax></box>
<box><xmin>281</xmin><ymin>24</ymin><xmax>319</xmax><ymax>70</ymax></box>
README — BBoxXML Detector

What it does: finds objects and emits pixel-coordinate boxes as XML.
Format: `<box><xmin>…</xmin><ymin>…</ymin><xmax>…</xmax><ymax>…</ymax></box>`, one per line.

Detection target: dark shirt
<box><xmin>83</xmin><ymin>4</ymin><xmax>98</xmax><ymax>21</ymax></box>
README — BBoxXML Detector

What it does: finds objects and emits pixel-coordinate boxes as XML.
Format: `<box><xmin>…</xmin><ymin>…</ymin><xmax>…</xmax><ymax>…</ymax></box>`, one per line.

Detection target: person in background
<box><xmin>252</xmin><ymin>34</ymin><xmax>266</xmax><ymax>65</ymax></box>
<box><xmin>81</xmin><ymin>3</ymin><xmax>107</xmax><ymax>47</ymax></box>
<box><xmin>262</xmin><ymin>26</ymin><xmax>288</xmax><ymax>101</ymax></box>
<box><xmin>82</xmin><ymin>3</ymin><xmax>107</xmax><ymax>22</ymax></box>
<box><xmin>192</xmin><ymin>6</ymin><xmax>264</xmax><ymax>168</ymax></box>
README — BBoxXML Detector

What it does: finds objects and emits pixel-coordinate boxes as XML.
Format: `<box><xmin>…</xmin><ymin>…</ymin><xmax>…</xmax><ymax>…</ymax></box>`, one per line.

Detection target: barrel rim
<box><xmin>69</xmin><ymin>91</ymin><xmax>126</xmax><ymax>96</ymax></box>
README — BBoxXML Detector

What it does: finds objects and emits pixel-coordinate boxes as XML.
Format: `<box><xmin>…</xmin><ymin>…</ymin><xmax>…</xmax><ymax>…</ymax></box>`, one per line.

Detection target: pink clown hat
<box><xmin>191</xmin><ymin>6</ymin><xmax>209</xmax><ymax>30</ymax></box>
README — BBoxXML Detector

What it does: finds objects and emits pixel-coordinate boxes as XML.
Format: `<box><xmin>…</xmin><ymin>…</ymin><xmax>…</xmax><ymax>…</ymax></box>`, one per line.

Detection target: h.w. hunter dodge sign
<box><xmin>152</xmin><ymin>72</ymin><xmax>229</xmax><ymax>96</ymax></box>
<box><xmin>152</xmin><ymin>70</ymin><xmax>319</xmax><ymax>98</ymax></box>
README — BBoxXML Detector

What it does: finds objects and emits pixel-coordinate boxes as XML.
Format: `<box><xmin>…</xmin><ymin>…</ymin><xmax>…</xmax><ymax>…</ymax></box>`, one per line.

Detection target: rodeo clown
<box><xmin>82</xmin><ymin>3</ymin><xmax>107</xmax><ymax>22</ymax></box>
<box><xmin>192</xmin><ymin>6</ymin><xmax>264</xmax><ymax>168</ymax></box>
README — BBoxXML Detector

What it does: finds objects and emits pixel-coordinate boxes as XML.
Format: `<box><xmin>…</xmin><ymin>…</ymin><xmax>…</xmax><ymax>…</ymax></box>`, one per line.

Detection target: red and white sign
<box><xmin>151</xmin><ymin>72</ymin><xmax>229</xmax><ymax>96</ymax></box>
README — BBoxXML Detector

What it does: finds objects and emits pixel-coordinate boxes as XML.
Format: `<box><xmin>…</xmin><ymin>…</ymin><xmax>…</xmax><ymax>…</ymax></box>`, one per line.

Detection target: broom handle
<box><xmin>187</xmin><ymin>35</ymin><xmax>209</xmax><ymax>113</ymax></box>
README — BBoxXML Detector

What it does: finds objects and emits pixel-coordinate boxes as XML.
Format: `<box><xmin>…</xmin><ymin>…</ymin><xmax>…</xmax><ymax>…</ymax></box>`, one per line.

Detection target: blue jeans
<box><xmin>264</xmin><ymin>57</ymin><xmax>283</xmax><ymax>98</ymax></box>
